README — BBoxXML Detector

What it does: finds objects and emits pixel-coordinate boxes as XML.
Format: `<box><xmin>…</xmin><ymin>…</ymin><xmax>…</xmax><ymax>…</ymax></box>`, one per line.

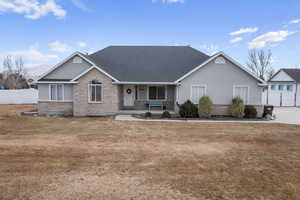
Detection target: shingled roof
<box><xmin>281</xmin><ymin>68</ymin><xmax>300</xmax><ymax>82</ymax></box>
<box><xmin>86</xmin><ymin>46</ymin><xmax>210</xmax><ymax>82</ymax></box>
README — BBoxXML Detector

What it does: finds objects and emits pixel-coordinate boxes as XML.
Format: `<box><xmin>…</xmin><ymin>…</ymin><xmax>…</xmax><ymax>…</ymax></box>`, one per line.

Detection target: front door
<box><xmin>123</xmin><ymin>85</ymin><xmax>135</xmax><ymax>106</ymax></box>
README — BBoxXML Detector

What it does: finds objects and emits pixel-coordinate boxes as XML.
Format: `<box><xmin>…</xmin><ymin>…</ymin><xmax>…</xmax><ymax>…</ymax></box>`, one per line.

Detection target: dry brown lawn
<box><xmin>0</xmin><ymin>105</ymin><xmax>300</xmax><ymax>200</ymax></box>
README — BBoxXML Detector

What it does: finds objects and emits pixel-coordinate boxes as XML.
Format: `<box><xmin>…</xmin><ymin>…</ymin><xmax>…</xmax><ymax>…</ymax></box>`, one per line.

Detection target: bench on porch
<box><xmin>147</xmin><ymin>100</ymin><xmax>166</xmax><ymax>111</ymax></box>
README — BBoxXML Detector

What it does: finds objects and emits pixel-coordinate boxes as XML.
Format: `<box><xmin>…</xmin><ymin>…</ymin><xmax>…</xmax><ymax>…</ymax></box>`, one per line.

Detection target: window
<box><xmin>191</xmin><ymin>85</ymin><xmax>206</xmax><ymax>104</ymax></box>
<box><xmin>271</xmin><ymin>85</ymin><xmax>277</xmax><ymax>91</ymax></box>
<box><xmin>287</xmin><ymin>85</ymin><xmax>293</xmax><ymax>92</ymax></box>
<box><xmin>234</xmin><ymin>86</ymin><xmax>249</xmax><ymax>104</ymax></box>
<box><xmin>278</xmin><ymin>85</ymin><xmax>285</xmax><ymax>91</ymax></box>
<box><xmin>50</xmin><ymin>84</ymin><xmax>63</xmax><ymax>101</ymax></box>
<box><xmin>88</xmin><ymin>84</ymin><xmax>102</xmax><ymax>103</ymax></box>
<box><xmin>72</xmin><ymin>56</ymin><xmax>82</xmax><ymax>64</ymax></box>
<box><xmin>148</xmin><ymin>86</ymin><xmax>166</xmax><ymax>100</ymax></box>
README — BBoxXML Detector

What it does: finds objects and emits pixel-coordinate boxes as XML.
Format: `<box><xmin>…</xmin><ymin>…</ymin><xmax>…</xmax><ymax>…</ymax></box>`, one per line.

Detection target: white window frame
<box><xmin>278</xmin><ymin>84</ymin><xmax>285</xmax><ymax>91</ymax></box>
<box><xmin>147</xmin><ymin>85</ymin><xmax>167</xmax><ymax>101</ymax></box>
<box><xmin>233</xmin><ymin>85</ymin><xmax>250</xmax><ymax>104</ymax></box>
<box><xmin>270</xmin><ymin>84</ymin><xmax>277</xmax><ymax>91</ymax></box>
<box><xmin>190</xmin><ymin>84</ymin><xmax>207</xmax><ymax>104</ymax></box>
<box><xmin>88</xmin><ymin>83</ymin><xmax>103</xmax><ymax>104</ymax></box>
<box><xmin>286</xmin><ymin>84</ymin><xmax>293</xmax><ymax>92</ymax></box>
<box><xmin>48</xmin><ymin>84</ymin><xmax>64</xmax><ymax>101</ymax></box>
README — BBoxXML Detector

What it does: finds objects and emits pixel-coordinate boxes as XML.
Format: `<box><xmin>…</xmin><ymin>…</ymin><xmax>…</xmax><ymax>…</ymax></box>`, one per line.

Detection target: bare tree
<box><xmin>246</xmin><ymin>49</ymin><xmax>274</xmax><ymax>81</ymax></box>
<box><xmin>2</xmin><ymin>56</ymin><xmax>28</xmax><ymax>89</ymax></box>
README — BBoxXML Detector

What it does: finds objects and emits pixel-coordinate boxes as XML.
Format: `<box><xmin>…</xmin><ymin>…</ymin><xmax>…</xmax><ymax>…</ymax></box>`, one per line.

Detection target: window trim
<box><xmin>270</xmin><ymin>84</ymin><xmax>277</xmax><ymax>91</ymax></box>
<box><xmin>190</xmin><ymin>84</ymin><xmax>207</xmax><ymax>104</ymax></box>
<box><xmin>233</xmin><ymin>85</ymin><xmax>250</xmax><ymax>104</ymax></box>
<box><xmin>88</xmin><ymin>83</ymin><xmax>103</xmax><ymax>104</ymax></box>
<box><xmin>147</xmin><ymin>85</ymin><xmax>167</xmax><ymax>101</ymax></box>
<box><xmin>278</xmin><ymin>84</ymin><xmax>285</xmax><ymax>91</ymax></box>
<box><xmin>48</xmin><ymin>84</ymin><xmax>64</xmax><ymax>101</ymax></box>
<box><xmin>286</xmin><ymin>84</ymin><xmax>294</xmax><ymax>92</ymax></box>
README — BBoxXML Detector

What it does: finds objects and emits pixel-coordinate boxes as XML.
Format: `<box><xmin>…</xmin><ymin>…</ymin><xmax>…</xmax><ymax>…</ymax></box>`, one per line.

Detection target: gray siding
<box><xmin>178</xmin><ymin>56</ymin><xmax>263</xmax><ymax>105</ymax></box>
<box><xmin>38</xmin><ymin>84</ymin><xmax>73</xmax><ymax>101</ymax></box>
<box><xmin>44</xmin><ymin>56</ymin><xmax>92</xmax><ymax>80</ymax></box>
<box><xmin>38</xmin><ymin>84</ymin><xmax>49</xmax><ymax>100</ymax></box>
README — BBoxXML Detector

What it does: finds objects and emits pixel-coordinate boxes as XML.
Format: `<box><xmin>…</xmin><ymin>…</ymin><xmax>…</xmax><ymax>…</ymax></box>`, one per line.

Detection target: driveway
<box><xmin>273</xmin><ymin>107</ymin><xmax>300</xmax><ymax>125</ymax></box>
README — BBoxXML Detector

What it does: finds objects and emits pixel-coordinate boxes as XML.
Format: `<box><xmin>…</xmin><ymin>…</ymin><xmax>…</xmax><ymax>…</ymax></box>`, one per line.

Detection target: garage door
<box><xmin>268</xmin><ymin>92</ymin><xmax>295</xmax><ymax>107</ymax></box>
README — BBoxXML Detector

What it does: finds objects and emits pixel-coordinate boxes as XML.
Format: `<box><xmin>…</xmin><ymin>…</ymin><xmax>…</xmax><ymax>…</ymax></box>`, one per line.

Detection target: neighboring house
<box><xmin>36</xmin><ymin>46</ymin><xmax>266</xmax><ymax>117</ymax></box>
<box><xmin>268</xmin><ymin>68</ymin><xmax>300</xmax><ymax>107</ymax></box>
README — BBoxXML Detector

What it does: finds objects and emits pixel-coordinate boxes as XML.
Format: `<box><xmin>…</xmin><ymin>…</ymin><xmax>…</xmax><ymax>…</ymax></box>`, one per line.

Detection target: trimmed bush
<box><xmin>244</xmin><ymin>105</ymin><xmax>258</xmax><ymax>118</ymax></box>
<box><xmin>198</xmin><ymin>96</ymin><xmax>213</xmax><ymax>118</ymax></box>
<box><xmin>230</xmin><ymin>97</ymin><xmax>245</xmax><ymax>118</ymax></box>
<box><xmin>161</xmin><ymin>111</ymin><xmax>171</xmax><ymax>118</ymax></box>
<box><xmin>179</xmin><ymin>100</ymin><xmax>199</xmax><ymax>118</ymax></box>
<box><xmin>145</xmin><ymin>112</ymin><xmax>152</xmax><ymax>118</ymax></box>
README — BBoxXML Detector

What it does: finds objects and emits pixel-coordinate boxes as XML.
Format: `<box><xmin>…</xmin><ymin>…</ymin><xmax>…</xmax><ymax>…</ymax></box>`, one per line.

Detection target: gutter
<box><xmin>112</xmin><ymin>82</ymin><xmax>179</xmax><ymax>85</ymax></box>
<box><xmin>35</xmin><ymin>81</ymin><xmax>79</xmax><ymax>84</ymax></box>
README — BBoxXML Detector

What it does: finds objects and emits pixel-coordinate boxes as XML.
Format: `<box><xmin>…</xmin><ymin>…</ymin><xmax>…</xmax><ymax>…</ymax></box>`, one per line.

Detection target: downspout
<box><xmin>295</xmin><ymin>82</ymin><xmax>298</xmax><ymax>107</ymax></box>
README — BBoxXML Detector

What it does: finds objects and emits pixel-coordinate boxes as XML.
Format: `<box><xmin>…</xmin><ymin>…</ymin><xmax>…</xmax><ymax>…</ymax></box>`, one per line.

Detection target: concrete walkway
<box><xmin>115</xmin><ymin>115</ymin><xmax>272</xmax><ymax>124</ymax></box>
<box><xmin>115</xmin><ymin>107</ymin><xmax>300</xmax><ymax>125</ymax></box>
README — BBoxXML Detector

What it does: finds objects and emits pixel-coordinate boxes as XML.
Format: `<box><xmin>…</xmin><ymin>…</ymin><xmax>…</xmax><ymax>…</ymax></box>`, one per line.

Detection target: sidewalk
<box><xmin>115</xmin><ymin>114</ymin><xmax>273</xmax><ymax>123</ymax></box>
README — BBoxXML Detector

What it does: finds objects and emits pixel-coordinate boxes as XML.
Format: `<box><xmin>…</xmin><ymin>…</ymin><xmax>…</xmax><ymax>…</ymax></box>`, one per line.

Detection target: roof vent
<box><xmin>215</xmin><ymin>57</ymin><xmax>226</xmax><ymax>64</ymax></box>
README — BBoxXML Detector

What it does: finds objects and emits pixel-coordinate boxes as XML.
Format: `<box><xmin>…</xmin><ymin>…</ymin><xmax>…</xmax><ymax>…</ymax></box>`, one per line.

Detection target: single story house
<box><xmin>268</xmin><ymin>68</ymin><xmax>300</xmax><ymax>107</ymax></box>
<box><xmin>36</xmin><ymin>46</ymin><xmax>266</xmax><ymax>117</ymax></box>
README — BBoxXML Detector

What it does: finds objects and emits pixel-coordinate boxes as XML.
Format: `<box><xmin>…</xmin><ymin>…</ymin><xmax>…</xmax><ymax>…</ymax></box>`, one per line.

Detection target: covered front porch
<box><xmin>116</xmin><ymin>83</ymin><xmax>177</xmax><ymax>113</ymax></box>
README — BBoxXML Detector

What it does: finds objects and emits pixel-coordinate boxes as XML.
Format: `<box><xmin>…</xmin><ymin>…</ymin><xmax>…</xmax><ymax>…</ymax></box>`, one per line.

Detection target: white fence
<box><xmin>0</xmin><ymin>89</ymin><xmax>38</xmax><ymax>104</ymax></box>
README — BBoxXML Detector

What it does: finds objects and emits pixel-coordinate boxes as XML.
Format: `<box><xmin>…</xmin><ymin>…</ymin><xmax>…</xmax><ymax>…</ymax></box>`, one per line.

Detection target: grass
<box><xmin>0</xmin><ymin>105</ymin><xmax>300</xmax><ymax>200</ymax></box>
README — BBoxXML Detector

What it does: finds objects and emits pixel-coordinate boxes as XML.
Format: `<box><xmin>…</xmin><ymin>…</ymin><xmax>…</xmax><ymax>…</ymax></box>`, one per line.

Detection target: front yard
<box><xmin>0</xmin><ymin>105</ymin><xmax>300</xmax><ymax>200</ymax></box>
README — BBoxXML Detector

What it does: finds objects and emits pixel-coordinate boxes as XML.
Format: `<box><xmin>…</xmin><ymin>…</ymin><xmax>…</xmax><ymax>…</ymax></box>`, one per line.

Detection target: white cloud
<box><xmin>230</xmin><ymin>37</ymin><xmax>243</xmax><ymax>43</ymax></box>
<box><xmin>0</xmin><ymin>0</ymin><xmax>66</xmax><ymax>19</ymax></box>
<box><xmin>248</xmin><ymin>30</ymin><xmax>296</xmax><ymax>49</ymax></box>
<box><xmin>77</xmin><ymin>41</ymin><xmax>87</xmax><ymax>47</ymax></box>
<box><xmin>230</xmin><ymin>27</ymin><xmax>258</xmax><ymax>36</ymax></box>
<box><xmin>289</xmin><ymin>19</ymin><xmax>300</xmax><ymax>24</ymax></box>
<box><xmin>49</xmin><ymin>41</ymin><xmax>71</xmax><ymax>52</ymax></box>
<box><xmin>0</xmin><ymin>44</ymin><xmax>58</xmax><ymax>62</ymax></box>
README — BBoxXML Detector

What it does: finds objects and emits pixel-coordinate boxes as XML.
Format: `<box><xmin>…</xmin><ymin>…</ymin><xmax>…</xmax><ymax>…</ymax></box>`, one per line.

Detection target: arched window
<box><xmin>72</xmin><ymin>56</ymin><xmax>82</xmax><ymax>64</ymax></box>
<box><xmin>215</xmin><ymin>57</ymin><xmax>226</xmax><ymax>64</ymax></box>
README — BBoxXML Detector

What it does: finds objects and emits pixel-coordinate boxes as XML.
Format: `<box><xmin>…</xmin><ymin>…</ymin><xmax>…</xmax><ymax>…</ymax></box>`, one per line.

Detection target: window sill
<box><xmin>88</xmin><ymin>101</ymin><xmax>103</xmax><ymax>104</ymax></box>
<box><xmin>39</xmin><ymin>100</ymin><xmax>73</xmax><ymax>103</ymax></box>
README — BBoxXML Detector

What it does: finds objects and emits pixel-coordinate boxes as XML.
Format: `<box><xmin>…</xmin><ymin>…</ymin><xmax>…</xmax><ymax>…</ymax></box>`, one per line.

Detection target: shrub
<box><xmin>244</xmin><ymin>105</ymin><xmax>257</xmax><ymax>118</ymax></box>
<box><xmin>161</xmin><ymin>111</ymin><xmax>171</xmax><ymax>118</ymax></box>
<box><xmin>145</xmin><ymin>112</ymin><xmax>152</xmax><ymax>118</ymax></box>
<box><xmin>179</xmin><ymin>100</ymin><xmax>199</xmax><ymax>118</ymax></box>
<box><xmin>230</xmin><ymin>97</ymin><xmax>245</xmax><ymax>118</ymax></box>
<box><xmin>198</xmin><ymin>96</ymin><xmax>213</xmax><ymax>118</ymax></box>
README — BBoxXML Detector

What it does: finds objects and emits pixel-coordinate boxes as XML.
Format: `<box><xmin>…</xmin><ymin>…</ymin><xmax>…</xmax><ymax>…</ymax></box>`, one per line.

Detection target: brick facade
<box><xmin>38</xmin><ymin>101</ymin><xmax>73</xmax><ymax>116</ymax></box>
<box><xmin>73</xmin><ymin>68</ymin><xmax>119</xmax><ymax>116</ymax></box>
<box><xmin>212</xmin><ymin>104</ymin><xmax>263</xmax><ymax>117</ymax></box>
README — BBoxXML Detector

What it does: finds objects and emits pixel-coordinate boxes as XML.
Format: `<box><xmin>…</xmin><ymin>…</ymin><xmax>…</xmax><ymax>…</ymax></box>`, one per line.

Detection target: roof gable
<box><xmin>282</xmin><ymin>69</ymin><xmax>300</xmax><ymax>82</ymax></box>
<box><xmin>269</xmin><ymin>70</ymin><xmax>295</xmax><ymax>82</ymax></box>
<box><xmin>175</xmin><ymin>52</ymin><xmax>265</xmax><ymax>84</ymax></box>
<box><xmin>38</xmin><ymin>52</ymin><xmax>118</xmax><ymax>82</ymax></box>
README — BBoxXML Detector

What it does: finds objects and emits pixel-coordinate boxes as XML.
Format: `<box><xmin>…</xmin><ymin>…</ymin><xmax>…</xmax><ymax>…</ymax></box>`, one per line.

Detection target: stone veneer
<box><xmin>38</xmin><ymin>101</ymin><xmax>73</xmax><ymax>116</ymax></box>
<box><xmin>212</xmin><ymin>104</ymin><xmax>264</xmax><ymax>117</ymax></box>
<box><xmin>73</xmin><ymin>68</ymin><xmax>119</xmax><ymax>116</ymax></box>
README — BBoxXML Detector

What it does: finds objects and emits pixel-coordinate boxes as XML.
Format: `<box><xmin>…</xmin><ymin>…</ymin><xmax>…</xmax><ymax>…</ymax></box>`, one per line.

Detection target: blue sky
<box><xmin>1</xmin><ymin>0</ymin><xmax>300</xmax><ymax>74</ymax></box>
